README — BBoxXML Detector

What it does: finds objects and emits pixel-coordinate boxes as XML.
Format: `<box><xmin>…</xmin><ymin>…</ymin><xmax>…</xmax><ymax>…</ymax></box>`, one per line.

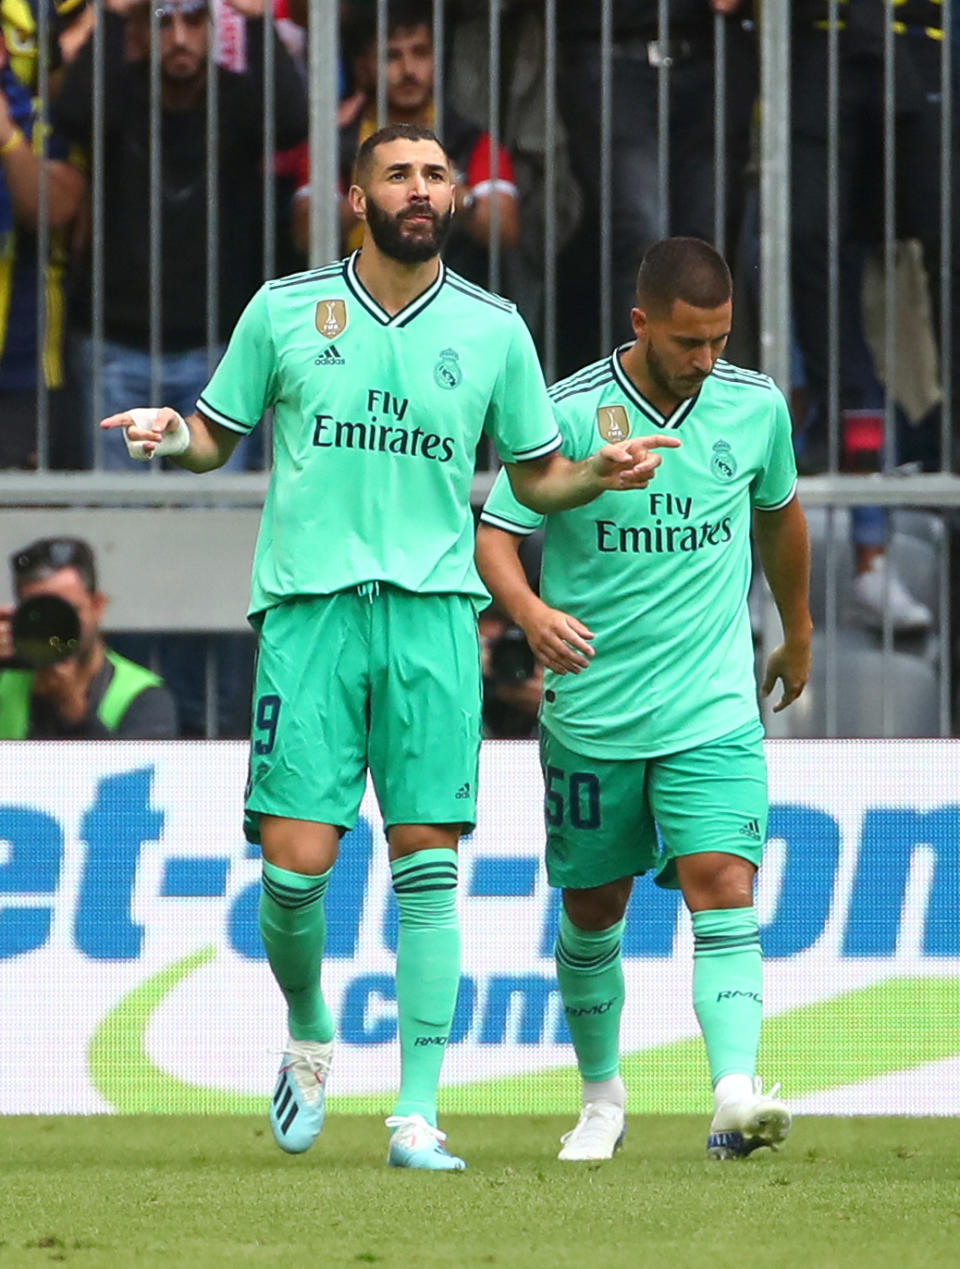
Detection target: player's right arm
<box><xmin>99</xmin><ymin>408</ymin><xmax>241</xmax><ymax>473</ymax></box>
<box><xmin>100</xmin><ymin>284</ymin><xmax>279</xmax><ymax>471</ymax></box>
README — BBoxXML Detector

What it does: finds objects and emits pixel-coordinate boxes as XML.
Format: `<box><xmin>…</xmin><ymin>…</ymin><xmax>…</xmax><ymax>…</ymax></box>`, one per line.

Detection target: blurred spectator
<box><xmin>51</xmin><ymin>0</ymin><xmax>308</xmax><ymax>469</ymax></box>
<box><xmin>479</xmin><ymin>526</ymin><xmax>543</xmax><ymax>739</ymax></box>
<box><xmin>0</xmin><ymin>536</ymin><xmax>178</xmax><ymax>737</ymax></box>
<box><xmin>479</xmin><ymin>603</ymin><xmax>541</xmax><ymax>739</ymax></box>
<box><xmin>291</xmin><ymin>0</ymin><xmax>519</xmax><ymax>286</ymax></box>
<box><xmin>554</xmin><ymin>0</ymin><xmax>757</xmax><ymax>356</ymax></box>
<box><xmin>789</xmin><ymin>0</ymin><xmax>953</xmax><ymax>630</ymax></box>
<box><xmin>0</xmin><ymin>1</ymin><xmax>85</xmax><ymax>469</ymax></box>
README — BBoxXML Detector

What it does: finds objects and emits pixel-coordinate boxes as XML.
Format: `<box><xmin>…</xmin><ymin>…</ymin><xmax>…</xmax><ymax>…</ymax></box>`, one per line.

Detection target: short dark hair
<box><xmin>354</xmin><ymin>122</ymin><xmax>449</xmax><ymax>186</ymax></box>
<box><xmin>11</xmin><ymin>537</ymin><xmax>98</xmax><ymax>593</ymax></box>
<box><xmin>344</xmin><ymin>2</ymin><xmax>433</xmax><ymax>61</ymax></box>
<box><xmin>635</xmin><ymin>237</ymin><xmax>732</xmax><ymax>315</ymax></box>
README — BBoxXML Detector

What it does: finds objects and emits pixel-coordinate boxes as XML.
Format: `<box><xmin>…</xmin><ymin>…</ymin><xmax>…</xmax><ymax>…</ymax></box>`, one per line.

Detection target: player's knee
<box><xmin>678</xmin><ymin>852</ymin><xmax>756</xmax><ymax>912</ymax></box>
<box><xmin>562</xmin><ymin>878</ymin><xmax>632</xmax><ymax>931</ymax></box>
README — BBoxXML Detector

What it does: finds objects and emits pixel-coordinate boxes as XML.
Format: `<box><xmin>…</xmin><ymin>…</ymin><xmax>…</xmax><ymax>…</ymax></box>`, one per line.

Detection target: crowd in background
<box><xmin>0</xmin><ymin>0</ymin><xmax>957</xmax><ymax>736</ymax></box>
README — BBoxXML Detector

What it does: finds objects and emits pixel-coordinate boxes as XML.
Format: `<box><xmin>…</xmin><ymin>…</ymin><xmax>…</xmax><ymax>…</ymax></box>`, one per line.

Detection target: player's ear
<box><xmin>630</xmin><ymin>306</ymin><xmax>647</xmax><ymax>338</ymax></box>
<box><xmin>348</xmin><ymin>183</ymin><xmax>366</xmax><ymax>221</ymax></box>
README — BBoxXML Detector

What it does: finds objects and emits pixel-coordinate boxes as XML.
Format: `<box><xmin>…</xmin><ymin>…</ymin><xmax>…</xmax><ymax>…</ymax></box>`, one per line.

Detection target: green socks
<box><xmin>259</xmin><ymin>861</ymin><xmax>335</xmax><ymax>1043</ymax></box>
<box><xmin>391</xmin><ymin>849</ymin><xmax>461</xmax><ymax>1126</ymax></box>
<box><xmin>554</xmin><ymin>910</ymin><xmax>626</xmax><ymax>1083</ymax></box>
<box><xmin>692</xmin><ymin>907</ymin><xmax>763</xmax><ymax>1084</ymax></box>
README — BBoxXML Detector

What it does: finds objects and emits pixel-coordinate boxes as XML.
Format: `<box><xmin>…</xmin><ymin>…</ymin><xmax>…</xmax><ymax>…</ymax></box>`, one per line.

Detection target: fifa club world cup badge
<box><xmin>711</xmin><ymin>439</ymin><xmax>737</xmax><ymax>480</ymax></box>
<box><xmin>315</xmin><ymin>299</ymin><xmax>348</xmax><ymax>340</ymax></box>
<box><xmin>434</xmin><ymin>348</ymin><xmax>462</xmax><ymax>389</ymax></box>
<box><xmin>596</xmin><ymin>404</ymin><xmax>630</xmax><ymax>443</ymax></box>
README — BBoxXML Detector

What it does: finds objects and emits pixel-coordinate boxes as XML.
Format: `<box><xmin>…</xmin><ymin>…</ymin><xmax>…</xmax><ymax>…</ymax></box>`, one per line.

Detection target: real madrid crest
<box><xmin>596</xmin><ymin>404</ymin><xmax>630</xmax><ymax>443</ymax></box>
<box><xmin>711</xmin><ymin>439</ymin><xmax>737</xmax><ymax>479</ymax></box>
<box><xmin>315</xmin><ymin>299</ymin><xmax>348</xmax><ymax>340</ymax></box>
<box><xmin>434</xmin><ymin>348</ymin><xmax>462</xmax><ymax>389</ymax></box>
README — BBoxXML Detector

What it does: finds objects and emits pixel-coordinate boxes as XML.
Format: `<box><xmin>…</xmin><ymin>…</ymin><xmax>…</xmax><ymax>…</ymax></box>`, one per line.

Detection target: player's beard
<box><xmin>645</xmin><ymin>339</ymin><xmax>708</xmax><ymax>403</ymax></box>
<box><xmin>364</xmin><ymin>193</ymin><xmax>453</xmax><ymax>263</ymax></box>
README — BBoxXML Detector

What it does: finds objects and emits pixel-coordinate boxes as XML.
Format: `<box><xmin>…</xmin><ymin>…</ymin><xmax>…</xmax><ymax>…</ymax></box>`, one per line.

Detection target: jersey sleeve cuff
<box><xmin>479</xmin><ymin>509</ymin><xmax>541</xmax><ymax>535</ymax></box>
<box><xmin>197</xmin><ymin>397</ymin><xmax>256</xmax><ymax>435</ymax></box>
<box><xmin>754</xmin><ymin>477</ymin><xmax>798</xmax><ymax>512</ymax></box>
<box><xmin>504</xmin><ymin>433</ymin><xmax>562</xmax><ymax>463</ymax></box>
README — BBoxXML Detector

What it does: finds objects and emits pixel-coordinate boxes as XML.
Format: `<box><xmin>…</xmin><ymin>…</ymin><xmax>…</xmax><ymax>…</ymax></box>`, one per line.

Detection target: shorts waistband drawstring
<box><xmin>356</xmin><ymin>581</ymin><xmax>381</xmax><ymax>603</ymax></box>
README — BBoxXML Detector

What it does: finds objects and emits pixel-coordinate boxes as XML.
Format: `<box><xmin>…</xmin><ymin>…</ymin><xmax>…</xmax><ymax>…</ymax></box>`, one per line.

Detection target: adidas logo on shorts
<box><xmin>738</xmin><ymin>817</ymin><xmax>763</xmax><ymax>843</ymax></box>
<box><xmin>455</xmin><ymin>782</ymin><xmax>471</xmax><ymax>799</ymax></box>
<box><xmin>314</xmin><ymin>344</ymin><xmax>345</xmax><ymax>366</ymax></box>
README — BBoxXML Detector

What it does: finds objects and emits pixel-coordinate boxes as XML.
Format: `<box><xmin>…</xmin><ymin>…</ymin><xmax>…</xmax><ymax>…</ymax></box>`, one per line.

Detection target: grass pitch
<box><xmin>1</xmin><ymin>1116</ymin><xmax>958</xmax><ymax>1268</ymax></box>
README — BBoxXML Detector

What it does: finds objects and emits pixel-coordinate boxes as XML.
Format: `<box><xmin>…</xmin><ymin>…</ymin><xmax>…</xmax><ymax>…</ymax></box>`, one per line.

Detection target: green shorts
<box><xmin>540</xmin><ymin>719</ymin><xmax>768</xmax><ymax>891</ymax></box>
<box><xmin>245</xmin><ymin>585</ymin><xmax>482</xmax><ymax>841</ymax></box>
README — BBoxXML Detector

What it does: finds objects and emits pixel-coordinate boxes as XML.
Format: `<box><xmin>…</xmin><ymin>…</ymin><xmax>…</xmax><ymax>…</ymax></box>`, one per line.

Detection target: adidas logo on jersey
<box><xmin>314</xmin><ymin>344</ymin><xmax>345</xmax><ymax>366</ymax></box>
<box><xmin>738</xmin><ymin>818</ymin><xmax>763</xmax><ymax>842</ymax></box>
<box><xmin>455</xmin><ymin>782</ymin><xmax>471</xmax><ymax>799</ymax></box>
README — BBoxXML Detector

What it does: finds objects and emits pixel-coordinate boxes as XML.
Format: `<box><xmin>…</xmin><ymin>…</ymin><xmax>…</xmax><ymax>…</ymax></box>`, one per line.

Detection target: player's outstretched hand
<box><xmin>760</xmin><ymin>639</ymin><xmax>811</xmax><ymax>713</ymax></box>
<box><xmin>590</xmin><ymin>435</ymin><xmax>681</xmax><ymax>491</ymax></box>
<box><xmin>521</xmin><ymin>600</ymin><xmax>595</xmax><ymax>675</ymax></box>
<box><xmin>100</xmin><ymin>407</ymin><xmax>191</xmax><ymax>461</ymax></box>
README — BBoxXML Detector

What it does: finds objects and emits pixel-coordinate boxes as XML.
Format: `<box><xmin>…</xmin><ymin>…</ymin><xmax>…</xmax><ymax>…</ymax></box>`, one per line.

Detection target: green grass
<box><xmin>2</xmin><ymin>1117</ymin><xmax>959</xmax><ymax>1268</ymax></box>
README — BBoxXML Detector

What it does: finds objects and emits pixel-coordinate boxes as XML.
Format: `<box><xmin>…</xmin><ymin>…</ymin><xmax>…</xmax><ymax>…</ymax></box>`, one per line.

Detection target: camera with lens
<box><xmin>487</xmin><ymin>624</ymin><xmax>536</xmax><ymax>686</ymax></box>
<box><xmin>1</xmin><ymin>595</ymin><xmax>81</xmax><ymax>669</ymax></box>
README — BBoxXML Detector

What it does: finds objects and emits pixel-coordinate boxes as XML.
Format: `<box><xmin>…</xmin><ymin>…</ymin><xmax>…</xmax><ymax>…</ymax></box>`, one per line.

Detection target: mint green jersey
<box><xmin>198</xmin><ymin>253</ymin><xmax>560</xmax><ymax>617</ymax></box>
<box><xmin>480</xmin><ymin>349</ymin><xmax>798</xmax><ymax>758</ymax></box>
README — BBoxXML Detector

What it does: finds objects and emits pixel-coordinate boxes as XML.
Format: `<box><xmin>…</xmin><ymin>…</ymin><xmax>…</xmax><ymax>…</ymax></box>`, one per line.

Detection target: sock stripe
<box><xmin>392</xmin><ymin>863</ymin><xmax>458</xmax><ymax>881</ymax></box>
<box><xmin>556</xmin><ymin>941</ymin><xmax>621</xmax><ymax>974</ymax></box>
<box><xmin>694</xmin><ymin>933</ymin><xmax>761</xmax><ymax>956</ymax></box>
<box><xmin>261</xmin><ymin>878</ymin><xmax>329</xmax><ymax>910</ymax></box>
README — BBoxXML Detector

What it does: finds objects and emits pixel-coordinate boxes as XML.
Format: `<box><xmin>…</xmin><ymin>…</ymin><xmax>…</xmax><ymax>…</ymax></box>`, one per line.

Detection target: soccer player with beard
<box><xmin>477</xmin><ymin>237</ymin><xmax>812</xmax><ymax>1163</ymax></box>
<box><xmin>101</xmin><ymin>124</ymin><xmax>679</xmax><ymax>1170</ymax></box>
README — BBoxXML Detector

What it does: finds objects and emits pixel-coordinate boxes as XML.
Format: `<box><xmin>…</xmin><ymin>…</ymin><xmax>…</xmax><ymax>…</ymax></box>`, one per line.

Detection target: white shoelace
<box><xmin>272</xmin><ymin>1042</ymin><xmax>332</xmax><ymax>1105</ymax></box>
<box><xmin>385</xmin><ymin>1114</ymin><xmax>448</xmax><ymax>1145</ymax></box>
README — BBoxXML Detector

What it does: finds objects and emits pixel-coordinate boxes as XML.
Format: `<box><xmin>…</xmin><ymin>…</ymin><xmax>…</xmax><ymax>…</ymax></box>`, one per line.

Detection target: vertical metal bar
<box><xmin>376</xmin><ymin>0</ymin><xmax>388</xmax><ymax>127</ymax></box>
<box><xmin>487</xmin><ymin>0</ymin><xmax>502</xmax><ymax>294</ymax></box>
<box><xmin>881</xmin><ymin>0</ymin><xmax>897</xmax><ymax>734</ymax></box>
<box><xmin>758</xmin><ymin>0</ymin><xmax>791</xmax><ymax>391</ymax></box>
<box><xmin>544</xmin><ymin>0</ymin><xmax>557</xmax><ymax>384</ymax></box>
<box><xmin>307</xmin><ymin>0</ymin><xmax>339</xmax><ymax>267</ymax></box>
<box><xmin>263</xmin><ymin>9</ymin><xmax>277</xmax><ymax>283</ymax></box>
<box><xmin>940</xmin><ymin>4</ymin><xmax>954</xmax><ymax>733</ymax></box>
<box><xmin>825</xmin><ymin>509</ymin><xmax>838</xmax><ymax>736</ymax></box>
<box><xmin>433</xmin><ymin>0</ymin><xmax>445</xmax><ymax>141</ymax></box>
<box><xmin>939</xmin><ymin>517</ymin><xmax>951</xmax><ymax>735</ymax></box>
<box><xmin>205</xmin><ymin>639</ymin><xmax>218</xmax><ymax>739</ymax></box>
<box><xmin>712</xmin><ymin>11</ymin><xmax>727</xmax><ymax>255</ymax></box>
<box><xmin>91</xmin><ymin>0</ymin><xmax>106</xmax><ymax>467</ymax></box>
<box><xmin>656</xmin><ymin>0</ymin><xmax>670</xmax><ymax>238</ymax></box>
<box><xmin>599</xmin><ymin>0</ymin><xmax>613</xmax><ymax>356</ymax></box>
<box><xmin>826</xmin><ymin>0</ymin><xmax>840</xmax><ymax>472</ymax></box>
<box><xmin>205</xmin><ymin>15</ymin><xmax>220</xmax><ymax>373</ymax></box>
<box><xmin>941</xmin><ymin>0</ymin><xmax>953</xmax><ymax>473</ymax></box>
<box><xmin>824</xmin><ymin>0</ymin><xmax>840</xmax><ymax>735</ymax></box>
<box><xmin>34</xmin><ymin>0</ymin><xmax>50</xmax><ymax>469</ymax></box>
<box><xmin>149</xmin><ymin>3</ymin><xmax>163</xmax><ymax>407</ymax></box>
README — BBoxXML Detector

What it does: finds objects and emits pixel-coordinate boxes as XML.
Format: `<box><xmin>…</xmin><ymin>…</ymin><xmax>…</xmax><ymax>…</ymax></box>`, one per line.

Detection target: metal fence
<box><xmin>1</xmin><ymin>0</ymin><xmax>958</xmax><ymax>736</ymax></box>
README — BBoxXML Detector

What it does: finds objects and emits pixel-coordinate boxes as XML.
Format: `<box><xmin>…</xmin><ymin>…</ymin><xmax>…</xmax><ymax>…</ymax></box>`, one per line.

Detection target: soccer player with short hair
<box><xmin>102</xmin><ymin>123</ymin><xmax>678</xmax><ymax>1171</ymax></box>
<box><xmin>477</xmin><ymin>236</ymin><xmax>812</xmax><ymax>1162</ymax></box>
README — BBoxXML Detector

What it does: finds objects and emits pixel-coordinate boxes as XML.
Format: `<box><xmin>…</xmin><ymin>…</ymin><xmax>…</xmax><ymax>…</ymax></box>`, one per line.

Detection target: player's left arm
<box><xmin>753</xmin><ymin>496</ymin><xmax>814</xmax><ymax>712</ymax></box>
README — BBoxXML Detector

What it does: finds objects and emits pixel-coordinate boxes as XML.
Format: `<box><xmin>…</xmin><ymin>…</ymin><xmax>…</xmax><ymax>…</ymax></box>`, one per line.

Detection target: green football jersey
<box><xmin>481</xmin><ymin>349</ymin><xmax>798</xmax><ymax>758</ymax></box>
<box><xmin>198</xmin><ymin>252</ymin><xmax>560</xmax><ymax>617</ymax></box>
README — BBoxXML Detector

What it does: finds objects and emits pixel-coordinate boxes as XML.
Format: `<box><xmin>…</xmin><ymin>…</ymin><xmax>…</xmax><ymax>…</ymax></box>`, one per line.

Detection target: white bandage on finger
<box><xmin>124</xmin><ymin>407</ymin><xmax>191</xmax><ymax>461</ymax></box>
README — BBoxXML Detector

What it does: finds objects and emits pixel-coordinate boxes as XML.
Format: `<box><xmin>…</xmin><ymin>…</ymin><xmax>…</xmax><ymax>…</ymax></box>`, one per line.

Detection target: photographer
<box><xmin>0</xmin><ymin>537</ymin><xmax>178</xmax><ymax>738</ymax></box>
<box><xmin>480</xmin><ymin>604</ymin><xmax>542</xmax><ymax>740</ymax></box>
